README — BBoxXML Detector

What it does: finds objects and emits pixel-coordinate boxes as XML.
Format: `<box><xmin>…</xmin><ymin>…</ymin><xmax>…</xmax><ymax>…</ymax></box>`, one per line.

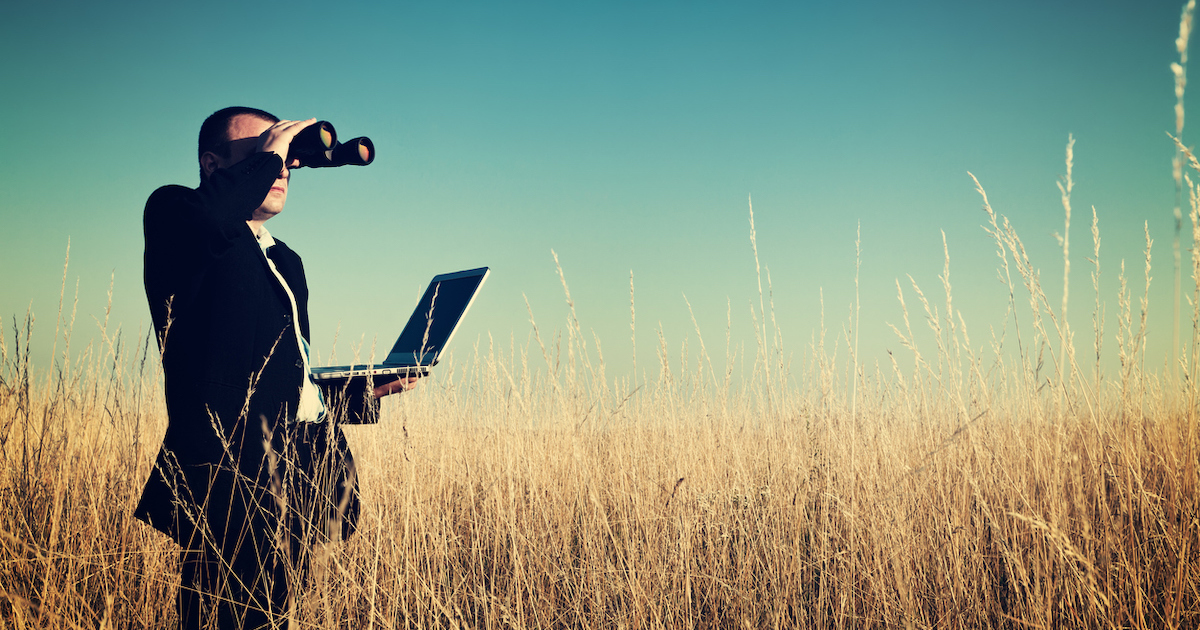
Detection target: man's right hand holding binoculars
<box><xmin>256</xmin><ymin>118</ymin><xmax>319</xmax><ymax>169</ymax></box>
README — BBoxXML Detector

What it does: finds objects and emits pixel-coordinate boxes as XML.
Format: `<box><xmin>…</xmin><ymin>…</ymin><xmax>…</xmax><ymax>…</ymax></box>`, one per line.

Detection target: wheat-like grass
<box><xmin>3</xmin><ymin>170</ymin><xmax>1199</xmax><ymax>628</ymax></box>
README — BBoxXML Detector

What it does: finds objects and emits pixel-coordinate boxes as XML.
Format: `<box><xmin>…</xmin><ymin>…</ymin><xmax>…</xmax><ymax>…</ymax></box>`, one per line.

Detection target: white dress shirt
<box><xmin>256</xmin><ymin>226</ymin><xmax>326</xmax><ymax>423</ymax></box>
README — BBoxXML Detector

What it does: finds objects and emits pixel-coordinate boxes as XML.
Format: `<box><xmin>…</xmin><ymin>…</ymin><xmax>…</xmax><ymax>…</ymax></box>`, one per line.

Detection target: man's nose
<box><xmin>280</xmin><ymin>156</ymin><xmax>301</xmax><ymax>178</ymax></box>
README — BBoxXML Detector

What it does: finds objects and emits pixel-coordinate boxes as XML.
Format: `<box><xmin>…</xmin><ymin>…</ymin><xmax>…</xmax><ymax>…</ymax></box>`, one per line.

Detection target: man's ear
<box><xmin>199</xmin><ymin>152</ymin><xmax>221</xmax><ymax>179</ymax></box>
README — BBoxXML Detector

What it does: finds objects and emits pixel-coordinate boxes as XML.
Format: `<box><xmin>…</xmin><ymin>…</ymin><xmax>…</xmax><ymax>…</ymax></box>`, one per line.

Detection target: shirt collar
<box><xmin>256</xmin><ymin>224</ymin><xmax>277</xmax><ymax>255</ymax></box>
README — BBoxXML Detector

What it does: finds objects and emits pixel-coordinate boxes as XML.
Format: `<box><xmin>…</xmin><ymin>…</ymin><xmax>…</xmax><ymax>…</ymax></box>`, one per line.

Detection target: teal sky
<box><xmin>0</xmin><ymin>1</ymin><xmax>1192</xmax><ymax>384</ymax></box>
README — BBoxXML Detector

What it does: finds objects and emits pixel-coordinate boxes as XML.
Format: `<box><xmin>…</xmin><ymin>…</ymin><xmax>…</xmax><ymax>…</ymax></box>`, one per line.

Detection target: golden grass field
<box><xmin>4</xmin><ymin>9</ymin><xmax>1200</xmax><ymax>630</ymax></box>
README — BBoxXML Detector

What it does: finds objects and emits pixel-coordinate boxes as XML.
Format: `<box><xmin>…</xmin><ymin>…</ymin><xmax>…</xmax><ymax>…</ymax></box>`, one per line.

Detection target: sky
<box><xmin>0</xmin><ymin>0</ymin><xmax>1194</xmax><ymax>388</ymax></box>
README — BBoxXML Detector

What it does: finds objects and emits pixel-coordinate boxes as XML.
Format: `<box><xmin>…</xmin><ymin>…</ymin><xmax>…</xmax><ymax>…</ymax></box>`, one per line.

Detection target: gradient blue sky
<box><xmin>0</xmin><ymin>1</ymin><xmax>1192</xmax><ymax>384</ymax></box>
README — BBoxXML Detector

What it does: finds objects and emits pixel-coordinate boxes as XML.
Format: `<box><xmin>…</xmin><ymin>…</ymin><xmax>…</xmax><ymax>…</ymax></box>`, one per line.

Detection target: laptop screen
<box><xmin>385</xmin><ymin>267</ymin><xmax>489</xmax><ymax>365</ymax></box>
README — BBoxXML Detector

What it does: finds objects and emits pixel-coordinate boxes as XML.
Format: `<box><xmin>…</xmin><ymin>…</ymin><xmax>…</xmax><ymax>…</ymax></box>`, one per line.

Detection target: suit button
<box><xmin>283</xmin><ymin>314</ymin><xmax>292</xmax><ymax>322</ymax></box>
<box><xmin>295</xmin><ymin>359</ymin><xmax>304</xmax><ymax>368</ymax></box>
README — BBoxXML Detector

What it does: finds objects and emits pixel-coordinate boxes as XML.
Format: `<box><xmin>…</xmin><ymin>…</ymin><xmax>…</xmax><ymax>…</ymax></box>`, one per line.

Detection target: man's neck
<box><xmin>247</xmin><ymin>219</ymin><xmax>265</xmax><ymax>236</ymax></box>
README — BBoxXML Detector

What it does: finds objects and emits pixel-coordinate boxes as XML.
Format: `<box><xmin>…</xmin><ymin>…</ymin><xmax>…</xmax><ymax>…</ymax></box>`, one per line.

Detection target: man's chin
<box><xmin>253</xmin><ymin>204</ymin><xmax>285</xmax><ymax>221</ymax></box>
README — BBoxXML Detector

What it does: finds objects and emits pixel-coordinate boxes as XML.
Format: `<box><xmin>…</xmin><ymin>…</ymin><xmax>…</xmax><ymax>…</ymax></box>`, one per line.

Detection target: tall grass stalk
<box><xmin>1174</xmin><ymin>0</ymin><xmax>1196</xmax><ymax>384</ymax></box>
<box><xmin>1056</xmin><ymin>134</ymin><xmax>1075</xmax><ymax>421</ymax></box>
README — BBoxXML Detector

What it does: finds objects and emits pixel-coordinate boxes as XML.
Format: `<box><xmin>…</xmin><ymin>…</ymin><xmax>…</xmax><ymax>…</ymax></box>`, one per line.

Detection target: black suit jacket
<box><xmin>136</xmin><ymin>152</ymin><xmax>368</xmax><ymax>547</ymax></box>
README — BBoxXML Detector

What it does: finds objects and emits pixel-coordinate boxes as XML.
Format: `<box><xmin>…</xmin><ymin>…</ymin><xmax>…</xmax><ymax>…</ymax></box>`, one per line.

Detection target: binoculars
<box><xmin>289</xmin><ymin>121</ymin><xmax>375</xmax><ymax>168</ymax></box>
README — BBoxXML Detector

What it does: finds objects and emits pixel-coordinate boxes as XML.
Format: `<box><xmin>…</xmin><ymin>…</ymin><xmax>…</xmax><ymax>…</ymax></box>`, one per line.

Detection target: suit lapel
<box><xmin>263</xmin><ymin>238</ymin><xmax>310</xmax><ymax>340</ymax></box>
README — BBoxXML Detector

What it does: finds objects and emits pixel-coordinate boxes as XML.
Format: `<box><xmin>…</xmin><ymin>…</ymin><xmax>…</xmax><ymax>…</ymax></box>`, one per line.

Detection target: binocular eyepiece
<box><xmin>290</xmin><ymin>121</ymin><xmax>375</xmax><ymax>168</ymax></box>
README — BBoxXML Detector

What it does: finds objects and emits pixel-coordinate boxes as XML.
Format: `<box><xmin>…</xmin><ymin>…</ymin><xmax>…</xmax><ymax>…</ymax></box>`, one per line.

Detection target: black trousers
<box><xmin>177</xmin><ymin>540</ymin><xmax>295</xmax><ymax>629</ymax></box>
<box><xmin>174</xmin><ymin>420</ymin><xmax>350</xmax><ymax>629</ymax></box>
<box><xmin>176</xmin><ymin>480</ymin><xmax>310</xmax><ymax>630</ymax></box>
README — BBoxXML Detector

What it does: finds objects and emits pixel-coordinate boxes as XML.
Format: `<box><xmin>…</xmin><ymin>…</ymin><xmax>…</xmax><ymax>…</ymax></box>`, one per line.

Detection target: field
<box><xmin>2</xmin><ymin>184</ymin><xmax>1198</xmax><ymax>629</ymax></box>
<box><xmin>5</xmin><ymin>13</ymin><xmax>1200</xmax><ymax>630</ymax></box>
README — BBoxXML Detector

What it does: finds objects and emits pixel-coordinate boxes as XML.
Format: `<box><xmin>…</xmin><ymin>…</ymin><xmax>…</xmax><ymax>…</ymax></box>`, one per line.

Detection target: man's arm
<box><xmin>145</xmin><ymin>154</ymin><xmax>282</xmax><ymax>255</ymax></box>
<box><xmin>168</xmin><ymin>117</ymin><xmax>316</xmax><ymax>252</ymax></box>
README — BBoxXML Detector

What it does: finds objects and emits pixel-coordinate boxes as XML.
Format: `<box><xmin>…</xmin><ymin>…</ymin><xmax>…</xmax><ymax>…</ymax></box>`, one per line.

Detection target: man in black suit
<box><xmin>137</xmin><ymin>107</ymin><xmax>411</xmax><ymax>629</ymax></box>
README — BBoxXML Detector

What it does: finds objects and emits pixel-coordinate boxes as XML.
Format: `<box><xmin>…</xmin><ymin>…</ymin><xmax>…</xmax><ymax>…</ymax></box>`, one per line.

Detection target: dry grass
<box><xmin>5</xmin><ymin>12</ymin><xmax>1200</xmax><ymax>630</ymax></box>
<box><xmin>2</xmin><ymin>175</ymin><xmax>1198</xmax><ymax>630</ymax></box>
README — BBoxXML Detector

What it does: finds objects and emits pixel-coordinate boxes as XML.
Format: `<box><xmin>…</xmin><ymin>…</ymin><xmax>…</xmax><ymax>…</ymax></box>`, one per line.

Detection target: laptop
<box><xmin>310</xmin><ymin>266</ymin><xmax>489</xmax><ymax>386</ymax></box>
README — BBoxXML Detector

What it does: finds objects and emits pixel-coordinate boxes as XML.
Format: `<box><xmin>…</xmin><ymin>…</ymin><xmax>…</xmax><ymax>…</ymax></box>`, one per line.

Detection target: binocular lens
<box><xmin>337</xmin><ymin>137</ymin><xmax>374</xmax><ymax>166</ymax></box>
<box><xmin>291</xmin><ymin>121</ymin><xmax>374</xmax><ymax>168</ymax></box>
<box><xmin>292</xmin><ymin>121</ymin><xmax>337</xmax><ymax>157</ymax></box>
<box><xmin>324</xmin><ymin>137</ymin><xmax>374</xmax><ymax>166</ymax></box>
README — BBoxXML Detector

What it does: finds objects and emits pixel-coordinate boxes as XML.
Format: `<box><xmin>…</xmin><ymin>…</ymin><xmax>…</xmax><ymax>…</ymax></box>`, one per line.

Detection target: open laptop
<box><xmin>310</xmin><ymin>266</ymin><xmax>489</xmax><ymax>386</ymax></box>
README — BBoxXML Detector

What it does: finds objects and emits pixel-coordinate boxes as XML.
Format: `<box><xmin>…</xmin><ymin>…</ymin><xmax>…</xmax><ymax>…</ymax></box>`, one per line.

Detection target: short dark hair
<box><xmin>197</xmin><ymin>106</ymin><xmax>279</xmax><ymax>179</ymax></box>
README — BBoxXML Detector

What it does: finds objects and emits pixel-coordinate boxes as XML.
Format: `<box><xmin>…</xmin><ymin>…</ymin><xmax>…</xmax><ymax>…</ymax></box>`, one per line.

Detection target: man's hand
<box><xmin>374</xmin><ymin>375</ymin><xmax>421</xmax><ymax>398</ymax></box>
<box><xmin>256</xmin><ymin>118</ymin><xmax>317</xmax><ymax>168</ymax></box>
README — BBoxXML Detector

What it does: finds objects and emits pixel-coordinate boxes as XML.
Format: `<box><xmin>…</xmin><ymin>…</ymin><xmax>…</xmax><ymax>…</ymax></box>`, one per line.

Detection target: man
<box><xmin>136</xmin><ymin>107</ymin><xmax>411</xmax><ymax>629</ymax></box>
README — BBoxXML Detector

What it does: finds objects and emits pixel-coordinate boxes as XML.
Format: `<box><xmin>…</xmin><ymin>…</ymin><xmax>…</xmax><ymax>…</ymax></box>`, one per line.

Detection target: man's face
<box><xmin>215</xmin><ymin>114</ymin><xmax>289</xmax><ymax>221</ymax></box>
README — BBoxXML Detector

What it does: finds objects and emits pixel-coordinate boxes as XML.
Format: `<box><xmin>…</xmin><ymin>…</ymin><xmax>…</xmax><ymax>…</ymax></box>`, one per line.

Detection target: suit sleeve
<box><xmin>144</xmin><ymin>152</ymin><xmax>285</xmax><ymax>327</ymax></box>
<box><xmin>145</xmin><ymin>152</ymin><xmax>283</xmax><ymax>256</ymax></box>
<box><xmin>320</xmin><ymin>380</ymin><xmax>381</xmax><ymax>425</ymax></box>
